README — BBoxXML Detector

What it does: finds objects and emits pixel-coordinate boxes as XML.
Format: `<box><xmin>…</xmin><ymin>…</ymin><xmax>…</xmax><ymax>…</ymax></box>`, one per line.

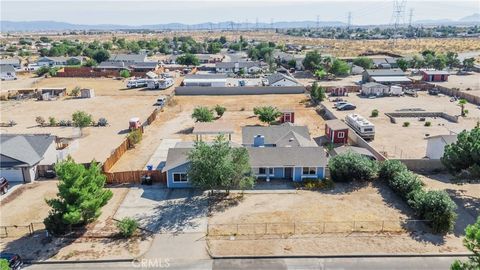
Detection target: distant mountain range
<box><xmin>1</xmin><ymin>13</ymin><xmax>478</xmax><ymax>32</ymax></box>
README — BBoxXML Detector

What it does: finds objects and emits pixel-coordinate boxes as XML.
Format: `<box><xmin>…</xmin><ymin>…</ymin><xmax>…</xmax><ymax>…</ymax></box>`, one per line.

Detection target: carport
<box><xmin>192</xmin><ymin>122</ymin><xmax>234</xmax><ymax>141</ymax></box>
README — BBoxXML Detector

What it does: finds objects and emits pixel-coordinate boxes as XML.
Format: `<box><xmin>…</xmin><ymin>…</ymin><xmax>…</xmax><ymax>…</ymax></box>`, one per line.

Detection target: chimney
<box><xmin>253</xmin><ymin>134</ymin><xmax>265</xmax><ymax>147</ymax></box>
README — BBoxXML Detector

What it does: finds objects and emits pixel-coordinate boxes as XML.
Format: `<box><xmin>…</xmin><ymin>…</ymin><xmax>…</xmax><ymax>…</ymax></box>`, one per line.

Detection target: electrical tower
<box><xmin>316</xmin><ymin>15</ymin><xmax>320</xmax><ymax>30</ymax></box>
<box><xmin>270</xmin><ymin>18</ymin><xmax>274</xmax><ymax>31</ymax></box>
<box><xmin>256</xmin><ymin>17</ymin><xmax>259</xmax><ymax>31</ymax></box>
<box><xmin>347</xmin><ymin>12</ymin><xmax>352</xmax><ymax>29</ymax></box>
<box><xmin>390</xmin><ymin>0</ymin><xmax>407</xmax><ymax>47</ymax></box>
<box><xmin>408</xmin><ymin>8</ymin><xmax>414</xmax><ymax>27</ymax></box>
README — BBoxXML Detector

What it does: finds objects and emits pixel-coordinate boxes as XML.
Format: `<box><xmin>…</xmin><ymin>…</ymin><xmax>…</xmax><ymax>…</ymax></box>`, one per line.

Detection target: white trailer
<box><xmin>345</xmin><ymin>114</ymin><xmax>375</xmax><ymax>140</ymax></box>
<box><xmin>389</xmin><ymin>85</ymin><xmax>403</xmax><ymax>96</ymax></box>
<box><xmin>146</xmin><ymin>78</ymin><xmax>174</xmax><ymax>90</ymax></box>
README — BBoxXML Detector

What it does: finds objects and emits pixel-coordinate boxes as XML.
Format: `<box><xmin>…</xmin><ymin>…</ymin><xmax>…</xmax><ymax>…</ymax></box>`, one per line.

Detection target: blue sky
<box><xmin>1</xmin><ymin>1</ymin><xmax>478</xmax><ymax>25</ymax></box>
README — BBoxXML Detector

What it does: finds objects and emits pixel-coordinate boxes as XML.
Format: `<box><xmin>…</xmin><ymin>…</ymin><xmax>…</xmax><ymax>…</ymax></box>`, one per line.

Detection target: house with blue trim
<box><xmin>162</xmin><ymin>123</ymin><xmax>328</xmax><ymax>188</ymax></box>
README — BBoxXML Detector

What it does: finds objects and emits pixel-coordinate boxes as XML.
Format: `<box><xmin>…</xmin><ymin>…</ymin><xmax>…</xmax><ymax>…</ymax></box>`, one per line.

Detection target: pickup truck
<box><xmin>0</xmin><ymin>177</ymin><xmax>9</xmax><ymax>195</ymax></box>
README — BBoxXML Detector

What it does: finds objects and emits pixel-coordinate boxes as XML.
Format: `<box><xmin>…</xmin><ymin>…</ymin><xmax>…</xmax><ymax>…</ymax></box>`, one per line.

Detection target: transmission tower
<box><xmin>408</xmin><ymin>8</ymin><xmax>414</xmax><ymax>27</ymax></box>
<box><xmin>390</xmin><ymin>0</ymin><xmax>407</xmax><ymax>47</ymax></box>
<box><xmin>347</xmin><ymin>12</ymin><xmax>352</xmax><ymax>29</ymax></box>
<box><xmin>316</xmin><ymin>15</ymin><xmax>320</xmax><ymax>30</ymax></box>
<box><xmin>255</xmin><ymin>17</ymin><xmax>259</xmax><ymax>31</ymax></box>
<box><xmin>270</xmin><ymin>18</ymin><xmax>274</xmax><ymax>31</ymax></box>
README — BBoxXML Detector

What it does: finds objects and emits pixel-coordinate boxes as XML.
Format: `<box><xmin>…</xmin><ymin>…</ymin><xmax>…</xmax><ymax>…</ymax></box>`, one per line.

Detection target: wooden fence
<box><xmin>104</xmin><ymin>170</ymin><xmax>165</xmax><ymax>184</ymax></box>
<box><xmin>102</xmin><ymin>139</ymin><xmax>132</xmax><ymax>172</ymax></box>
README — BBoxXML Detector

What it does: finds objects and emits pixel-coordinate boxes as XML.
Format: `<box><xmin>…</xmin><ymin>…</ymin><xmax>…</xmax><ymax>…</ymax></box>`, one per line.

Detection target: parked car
<box><xmin>45</xmin><ymin>170</ymin><xmax>56</xmax><ymax>179</ymax></box>
<box><xmin>334</xmin><ymin>101</ymin><xmax>349</xmax><ymax>108</ymax></box>
<box><xmin>155</xmin><ymin>97</ymin><xmax>166</xmax><ymax>106</ymax></box>
<box><xmin>0</xmin><ymin>177</ymin><xmax>9</xmax><ymax>194</ymax></box>
<box><xmin>337</xmin><ymin>103</ymin><xmax>357</xmax><ymax>111</ymax></box>
<box><xmin>0</xmin><ymin>253</ymin><xmax>23</xmax><ymax>270</ymax></box>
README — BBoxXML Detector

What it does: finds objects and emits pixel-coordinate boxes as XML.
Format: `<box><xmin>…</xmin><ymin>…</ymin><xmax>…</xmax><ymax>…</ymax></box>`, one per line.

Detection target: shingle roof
<box><xmin>185</xmin><ymin>74</ymin><xmax>227</xmax><ymax>80</ymax></box>
<box><xmin>362</xmin><ymin>82</ymin><xmax>387</xmax><ymax>88</ymax></box>
<box><xmin>266</xmin><ymin>73</ymin><xmax>299</xmax><ymax>85</ymax></box>
<box><xmin>332</xmin><ymin>145</ymin><xmax>376</xmax><ymax>159</ymax></box>
<box><xmin>0</xmin><ymin>64</ymin><xmax>15</xmax><ymax>73</ymax></box>
<box><xmin>364</xmin><ymin>69</ymin><xmax>405</xmax><ymax>76</ymax></box>
<box><xmin>215</xmin><ymin>61</ymin><xmax>260</xmax><ymax>69</ymax></box>
<box><xmin>422</xmin><ymin>70</ymin><xmax>450</xmax><ymax>75</ymax></box>
<box><xmin>0</xmin><ymin>134</ymin><xmax>55</xmax><ymax>167</ymax></box>
<box><xmin>325</xmin><ymin>119</ymin><xmax>349</xmax><ymax>130</ymax></box>
<box><xmin>0</xmin><ymin>58</ymin><xmax>20</xmax><ymax>65</ymax></box>
<box><xmin>109</xmin><ymin>54</ymin><xmax>147</xmax><ymax>63</ymax></box>
<box><xmin>130</xmin><ymin>62</ymin><xmax>158</xmax><ymax>68</ymax></box>
<box><xmin>96</xmin><ymin>61</ymin><xmax>126</xmax><ymax>69</ymax></box>
<box><xmin>247</xmin><ymin>147</ymin><xmax>327</xmax><ymax>167</ymax></box>
<box><xmin>242</xmin><ymin>123</ymin><xmax>314</xmax><ymax>146</ymax></box>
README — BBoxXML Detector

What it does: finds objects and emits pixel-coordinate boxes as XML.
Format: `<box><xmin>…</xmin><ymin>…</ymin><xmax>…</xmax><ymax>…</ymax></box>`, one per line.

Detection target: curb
<box><xmin>26</xmin><ymin>258</ymin><xmax>135</xmax><ymax>265</ymax></box>
<box><xmin>210</xmin><ymin>253</ymin><xmax>474</xmax><ymax>259</ymax></box>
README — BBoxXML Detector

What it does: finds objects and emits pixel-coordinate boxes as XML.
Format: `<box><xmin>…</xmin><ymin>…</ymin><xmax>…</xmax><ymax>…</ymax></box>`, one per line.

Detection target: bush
<box><xmin>403</xmin><ymin>121</ymin><xmax>410</xmax><ymax>127</ymax></box>
<box><xmin>0</xmin><ymin>259</ymin><xmax>9</xmax><ymax>270</ymax></box>
<box><xmin>328</xmin><ymin>152</ymin><xmax>378</xmax><ymax>182</ymax></box>
<box><xmin>119</xmin><ymin>70</ymin><xmax>131</xmax><ymax>78</ymax></box>
<box><xmin>97</xmin><ymin>117</ymin><xmax>108</xmax><ymax>127</ymax></box>
<box><xmin>424</xmin><ymin>121</ymin><xmax>431</xmax><ymax>127</ymax></box>
<box><xmin>35</xmin><ymin>66</ymin><xmax>50</xmax><ymax>76</ymax></box>
<box><xmin>408</xmin><ymin>189</ymin><xmax>457</xmax><ymax>233</ymax></box>
<box><xmin>35</xmin><ymin>116</ymin><xmax>46</xmax><ymax>126</ymax></box>
<box><xmin>59</xmin><ymin>120</ymin><xmax>68</xmax><ymax>126</ymax></box>
<box><xmin>378</xmin><ymin>160</ymin><xmax>408</xmax><ymax>181</ymax></box>
<box><xmin>192</xmin><ymin>106</ymin><xmax>214</xmax><ymax>122</ymax></box>
<box><xmin>44</xmin><ymin>211</ymin><xmax>69</xmax><ymax>236</ymax></box>
<box><xmin>71</xmin><ymin>86</ymin><xmax>80</xmax><ymax>97</ymax></box>
<box><xmin>117</xmin><ymin>217</ymin><xmax>139</xmax><ymax>238</ymax></box>
<box><xmin>300</xmin><ymin>179</ymin><xmax>335</xmax><ymax>190</ymax></box>
<box><xmin>48</xmin><ymin>116</ymin><xmax>57</xmax><ymax>126</ymax></box>
<box><xmin>214</xmin><ymin>105</ymin><xmax>226</xmax><ymax>117</ymax></box>
<box><xmin>127</xmin><ymin>129</ymin><xmax>142</xmax><ymax>146</ymax></box>
<box><xmin>388</xmin><ymin>170</ymin><xmax>423</xmax><ymax>199</ymax></box>
<box><xmin>371</xmin><ymin>109</ymin><xmax>379</xmax><ymax>117</ymax></box>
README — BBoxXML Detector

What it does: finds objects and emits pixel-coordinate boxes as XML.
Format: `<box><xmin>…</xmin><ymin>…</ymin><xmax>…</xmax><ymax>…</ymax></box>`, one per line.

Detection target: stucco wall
<box><xmin>175</xmin><ymin>86</ymin><xmax>305</xmax><ymax>95</ymax></box>
<box><xmin>166</xmin><ymin>163</ymin><xmax>192</xmax><ymax>188</ymax></box>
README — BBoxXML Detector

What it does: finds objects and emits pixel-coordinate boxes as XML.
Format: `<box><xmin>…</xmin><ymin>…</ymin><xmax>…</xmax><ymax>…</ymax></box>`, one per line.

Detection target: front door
<box><xmin>284</xmin><ymin>167</ymin><xmax>293</xmax><ymax>180</ymax></box>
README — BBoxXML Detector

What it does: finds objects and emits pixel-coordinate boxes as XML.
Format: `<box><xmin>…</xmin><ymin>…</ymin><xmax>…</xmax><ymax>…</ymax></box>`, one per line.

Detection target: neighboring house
<box><xmin>162</xmin><ymin>123</ymin><xmax>327</xmax><ymax>188</ymax></box>
<box><xmin>130</xmin><ymin>62</ymin><xmax>159</xmax><ymax>72</ymax></box>
<box><xmin>0</xmin><ymin>64</ymin><xmax>17</xmax><ymax>81</ymax></box>
<box><xmin>95</xmin><ymin>61</ymin><xmax>128</xmax><ymax>71</ymax></box>
<box><xmin>215</xmin><ymin>61</ymin><xmax>262</xmax><ymax>74</ymax></box>
<box><xmin>0</xmin><ymin>134</ymin><xmax>58</xmax><ymax>183</ymax></box>
<box><xmin>98</xmin><ymin>54</ymin><xmax>156</xmax><ymax>72</ymax></box>
<box><xmin>362</xmin><ymin>69</ymin><xmax>407</xmax><ymax>83</ymax></box>
<box><xmin>331</xmin><ymin>145</ymin><xmax>376</xmax><ymax>160</ymax></box>
<box><xmin>421</xmin><ymin>70</ymin><xmax>449</xmax><ymax>82</ymax></box>
<box><xmin>361</xmin><ymin>82</ymin><xmax>390</xmax><ymax>96</ymax></box>
<box><xmin>325</xmin><ymin>119</ymin><xmax>349</xmax><ymax>144</ymax></box>
<box><xmin>109</xmin><ymin>54</ymin><xmax>147</xmax><ymax>63</ymax></box>
<box><xmin>0</xmin><ymin>58</ymin><xmax>21</xmax><ymax>69</ymax></box>
<box><xmin>36</xmin><ymin>56</ymin><xmax>83</xmax><ymax>67</ymax></box>
<box><xmin>426</xmin><ymin>134</ymin><xmax>457</xmax><ymax>159</ymax></box>
<box><xmin>265</xmin><ymin>73</ymin><xmax>300</xmax><ymax>87</ymax></box>
<box><xmin>273</xmin><ymin>51</ymin><xmax>305</xmax><ymax>71</ymax></box>
<box><xmin>182</xmin><ymin>74</ymin><xmax>227</xmax><ymax>87</ymax></box>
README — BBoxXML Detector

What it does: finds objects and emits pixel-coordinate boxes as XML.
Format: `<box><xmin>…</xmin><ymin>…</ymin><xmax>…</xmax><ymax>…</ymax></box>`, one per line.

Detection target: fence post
<box><xmin>381</xmin><ymin>221</ymin><xmax>385</xmax><ymax>232</ymax></box>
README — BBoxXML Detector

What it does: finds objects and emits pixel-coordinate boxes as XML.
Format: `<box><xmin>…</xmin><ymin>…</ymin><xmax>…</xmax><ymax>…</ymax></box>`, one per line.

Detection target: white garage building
<box><xmin>0</xmin><ymin>134</ymin><xmax>58</xmax><ymax>183</ymax></box>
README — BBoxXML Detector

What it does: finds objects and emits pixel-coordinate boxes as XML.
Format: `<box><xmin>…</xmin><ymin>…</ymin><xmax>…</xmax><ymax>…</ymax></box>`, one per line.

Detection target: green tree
<box><xmin>72</xmin><ymin>111</ymin><xmax>93</xmax><ymax>135</ymax></box>
<box><xmin>441</xmin><ymin>128</ymin><xmax>480</xmax><ymax>177</ymax></box>
<box><xmin>207</xmin><ymin>42</ymin><xmax>222</xmax><ymax>54</ymax></box>
<box><xmin>463</xmin><ymin>58</ymin><xmax>475</xmax><ymax>71</ymax></box>
<box><xmin>127</xmin><ymin>129</ymin><xmax>142</xmax><ymax>146</ymax></box>
<box><xmin>44</xmin><ymin>159</ymin><xmax>113</xmax><ymax>235</ymax></box>
<box><xmin>187</xmin><ymin>135</ymin><xmax>254</xmax><ymax>194</ymax></box>
<box><xmin>214</xmin><ymin>105</ymin><xmax>226</xmax><ymax>117</ymax></box>
<box><xmin>314</xmin><ymin>68</ymin><xmax>327</xmax><ymax>79</ymax></box>
<box><xmin>192</xmin><ymin>106</ymin><xmax>214</xmax><ymax>122</ymax></box>
<box><xmin>91</xmin><ymin>49</ymin><xmax>110</xmax><ymax>63</ymax></box>
<box><xmin>352</xmin><ymin>57</ymin><xmax>373</xmax><ymax>69</ymax></box>
<box><xmin>0</xmin><ymin>259</ymin><xmax>9</xmax><ymax>270</ymax></box>
<box><xmin>35</xmin><ymin>66</ymin><xmax>51</xmax><ymax>77</ymax></box>
<box><xmin>329</xmin><ymin>59</ymin><xmax>350</xmax><ymax>76</ymax></box>
<box><xmin>458</xmin><ymin>99</ymin><xmax>468</xmax><ymax>117</ymax></box>
<box><xmin>328</xmin><ymin>152</ymin><xmax>379</xmax><ymax>182</ymax></box>
<box><xmin>119</xmin><ymin>70</ymin><xmax>131</xmax><ymax>78</ymax></box>
<box><xmin>71</xmin><ymin>86</ymin><xmax>80</xmax><ymax>97</ymax></box>
<box><xmin>303</xmin><ymin>50</ymin><xmax>322</xmax><ymax>71</ymax></box>
<box><xmin>433</xmin><ymin>53</ymin><xmax>447</xmax><ymax>70</ymax></box>
<box><xmin>219</xmin><ymin>36</ymin><xmax>227</xmax><ymax>44</ymax></box>
<box><xmin>253</xmin><ymin>106</ymin><xmax>282</xmax><ymax>125</ymax></box>
<box><xmin>287</xmin><ymin>59</ymin><xmax>297</xmax><ymax>69</ymax></box>
<box><xmin>83</xmin><ymin>59</ymin><xmax>97</xmax><ymax>67</ymax></box>
<box><xmin>176</xmin><ymin>53</ymin><xmax>200</xmax><ymax>66</ymax></box>
<box><xmin>451</xmin><ymin>217</ymin><xmax>480</xmax><ymax>270</ymax></box>
<box><xmin>446</xmin><ymin>51</ymin><xmax>460</xmax><ymax>68</ymax></box>
<box><xmin>396</xmin><ymin>58</ymin><xmax>409</xmax><ymax>71</ymax></box>
<box><xmin>48</xmin><ymin>116</ymin><xmax>57</xmax><ymax>126</ymax></box>
<box><xmin>310</xmin><ymin>81</ymin><xmax>326</xmax><ymax>102</ymax></box>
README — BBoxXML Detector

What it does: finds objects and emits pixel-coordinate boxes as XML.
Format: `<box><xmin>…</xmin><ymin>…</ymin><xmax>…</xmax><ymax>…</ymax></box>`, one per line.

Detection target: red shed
<box><xmin>325</xmin><ymin>119</ymin><xmax>349</xmax><ymax>144</ymax></box>
<box><xmin>421</xmin><ymin>70</ymin><xmax>449</xmax><ymax>82</ymax></box>
<box><xmin>280</xmin><ymin>109</ymin><xmax>295</xmax><ymax>123</ymax></box>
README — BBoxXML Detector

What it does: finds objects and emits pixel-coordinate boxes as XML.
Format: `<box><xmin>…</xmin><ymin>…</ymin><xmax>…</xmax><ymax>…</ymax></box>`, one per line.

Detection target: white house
<box><xmin>182</xmin><ymin>74</ymin><xmax>227</xmax><ymax>87</ymax></box>
<box><xmin>215</xmin><ymin>61</ymin><xmax>263</xmax><ymax>74</ymax></box>
<box><xmin>36</xmin><ymin>56</ymin><xmax>83</xmax><ymax>67</ymax></box>
<box><xmin>361</xmin><ymin>82</ymin><xmax>389</xmax><ymax>96</ymax></box>
<box><xmin>426</xmin><ymin>134</ymin><xmax>457</xmax><ymax>159</ymax></box>
<box><xmin>0</xmin><ymin>134</ymin><xmax>59</xmax><ymax>183</ymax></box>
<box><xmin>0</xmin><ymin>58</ymin><xmax>21</xmax><ymax>69</ymax></box>
<box><xmin>265</xmin><ymin>73</ymin><xmax>300</xmax><ymax>87</ymax></box>
<box><xmin>0</xmin><ymin>64</ymin><xmax>17</xmax><ymax>81</ymax></box>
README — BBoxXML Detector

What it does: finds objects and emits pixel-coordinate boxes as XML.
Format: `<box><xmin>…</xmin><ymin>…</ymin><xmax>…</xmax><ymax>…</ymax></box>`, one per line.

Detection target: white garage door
<box><xmin>0</xmin><ymin>168</ymin><xmax>24</xmax><ymax>182</ymax></box>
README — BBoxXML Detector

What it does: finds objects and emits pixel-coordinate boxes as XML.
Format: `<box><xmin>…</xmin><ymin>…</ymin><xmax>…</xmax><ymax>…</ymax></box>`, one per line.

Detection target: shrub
<box><xmin>408</xmin><ymin>189</ymin><xmax>457</xmax><ymax>233</ymax></box>
<box><xmin>301</xmin><ymin>179</ymin><xmax>335</xmax><ymax>190</ymax></box>
<box><xmin>214</xmin><ymin>105</ymin><xmax>226</xmax><ymax>117</ymax></box>
<box><xmin>48</xmin><ymin>116</ymin><xmax>57</xmax><ymax>126</ymax></box>
<box><xmin>119</xmin><ymin>70</ymin><xmax>131</xmax><ymax>78</ymax></box>
<box><xmin>253</xmin><ymin>106</ymin><xmax>282</xmax><ymax>124</ymax></box>
<box><xmin>71</xmin><ymin>86</ymin><xmax>80</xmax><ymax>97</ymax></box>
<box><xmin>371</xmin><ymin>109</ymin><xmax>379</xmax><ymax>117</ymax></box>
<box><xmin>0</xmin><ymin>259</ymin><xmax>9</xmax><ymax>270</ymax></box>
<box><xmin>59</xmin><ymin>120</ymin><xmax>68</xmax><ymax>126</ymax></box>
<box><xmin>378</xmin><ymin>160</ymin><xmax>408</xmax><ymax>181</ymax></box>
<box><xmin>117</xmin><ymin>217</ymin><xmax>139</xmax><ymax>238</ymax></box>
<box><xmin>424</xmin><ymin>121</ymin><xmax>431</xmax><ymax>127</ymax></box>
<box><xmin>127</xmin><ymin>129</ymin><xmax>142</xmax><ymax>146</ymax></box>
<box><xmin>97</xmin><ymin>117</ymin><xmax>108</xmax><ymax>127</ymax></box>
<box><xmin>387</xmin><ymin>170</ymin><xmax>423</xmax><ymax>199</ymax></box>
<box><xmin>328</xmin><ymin>152</ymin><xmax>378</xmax><ymax>182</ymax></box>
<box><xmin>35</xmin><ymin>116</ymin><xmax>46</xmax><ymax>126</ymax></box>
<box><xmin>403</xmin><ymin>122</ymin><xmax>410</xmax><ymax>127</ymax></box>
<box><xmin>192</xmin><ymin>106</ymin><xmax>214</xmax><ymax>122</ymax></box>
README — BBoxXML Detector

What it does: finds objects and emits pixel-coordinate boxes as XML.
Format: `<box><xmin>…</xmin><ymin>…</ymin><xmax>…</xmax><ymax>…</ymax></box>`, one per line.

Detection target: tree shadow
<box><xmin>318</xmin><ymin>181</ymin><xmax>370</xmax><ymax>194</ymax></box>
<box><xmin>373</xmin><ymin>181</ymin><xmax>447</xmax><ymax>245</ymax></box>
<box><xmin>176</xmin><ymin>126</ymin><xmax>193</xmax><ymax>134</ymax></box>
<box><xmin>117</xmin><ymin>129</ymin><xmax>130</xmax><ymax>135</ymax></box>
<box><xmin>208</xmin><ymin>193</ymin><xmax>244</xmax><ymax>215</ymax></box>
<box><xmin>445</xmin><ymin>189</ymin><xmax>479</xmax><ymax>237</ymax></box>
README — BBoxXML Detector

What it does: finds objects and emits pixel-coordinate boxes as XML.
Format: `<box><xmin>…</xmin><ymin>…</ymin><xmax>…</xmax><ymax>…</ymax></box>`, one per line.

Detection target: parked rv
<box><xmin>345</xmin><ymin>114</ymin><xmax>375</xmax><ymax>140</ymax></box>
<box><xmin>127</xmin><ymin>79</ymin><xmax>148</xmax><ymax>89</ymax></box>
<box><xmin>146</xmin><ymin>78</ymin><xmax>174</xmax><ymax>90</ymax></box>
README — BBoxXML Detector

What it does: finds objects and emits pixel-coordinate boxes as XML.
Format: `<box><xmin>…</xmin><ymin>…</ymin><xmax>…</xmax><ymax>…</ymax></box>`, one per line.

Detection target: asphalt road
<box><xmin>25</xmin><ymin>256</ymin><xmax>464</xmax><ymax>270</ymax></box>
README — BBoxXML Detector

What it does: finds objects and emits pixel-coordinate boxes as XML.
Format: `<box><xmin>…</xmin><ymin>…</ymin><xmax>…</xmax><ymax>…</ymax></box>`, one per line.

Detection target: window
<box><xmin>338</xmin><ymin>131</ymin><xmax>345</xmax><ymax>138</ymax></box>
<box><xmin>258</xmin><ymin>168</ymin><xmax>273</xmax><ymax>175</ymax></box>
<box><xmin>302</xmin><ymin>167</ymin><xmax>316</xmax><ymax>175</ymax></box>
<box><xmin>173</xmin><ymin>173</ymin><xmax>188</xmax><ymax>183</ymax></box>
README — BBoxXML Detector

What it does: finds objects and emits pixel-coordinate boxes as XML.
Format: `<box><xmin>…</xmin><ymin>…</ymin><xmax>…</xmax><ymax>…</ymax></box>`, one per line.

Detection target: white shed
<box><xmin>426</xmin><ymin>135</ymin><xmax>457</xmax><ymax>159</ymax></box>
<box><xmin>361</xmin><ymin>82</ymin><xmax>389</xmax><ymax>96</ymax></box>
<box><xmin>389</xmin><ymin>85</ymin><xmax>403</xmax><ymax>96</ymax></box>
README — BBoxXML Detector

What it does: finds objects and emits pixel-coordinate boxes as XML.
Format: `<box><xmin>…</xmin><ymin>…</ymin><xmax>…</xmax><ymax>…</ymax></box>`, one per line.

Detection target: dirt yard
<box><xmin>0</xmin><ymin>76</ymin><xmax>180</xmax><ymax>163</ymax></box>
<box><xmin>323</xmin><ymin>91</ymin><xmax>480</xmax><ymax>159</ymax></box>
<box><xmin>0</xmin><ymin>183</ymin><xmax>152</xmax><ymax>261</ymax></box>
<box><xmin>111</xmin><ymin>94</ymin><xmax>326</xmax><ymax>171</ymax></box>
<box><xmin>434</xmin><ymin>73</ymin><xmax>480</xmax><ymax>98</ymax></box>
<box><xmin>207</xmin><ymin>182</ymin><xmax>468</xmax><ymax>256</ymax></box>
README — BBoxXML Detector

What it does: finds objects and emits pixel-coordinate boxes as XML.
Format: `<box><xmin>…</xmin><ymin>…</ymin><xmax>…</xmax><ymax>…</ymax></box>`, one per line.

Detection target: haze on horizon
<box><xmin>0</xmin><ymin>0</ymin><xmax>478</xmax><ymax>26</ymax></box>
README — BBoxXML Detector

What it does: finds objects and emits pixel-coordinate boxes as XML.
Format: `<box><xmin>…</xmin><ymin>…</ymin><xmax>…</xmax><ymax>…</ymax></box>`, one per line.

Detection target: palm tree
<box><xmin>458</xmin><ymin>99</ymin><xmax>467</xmax><ymax>117</ymax></box>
